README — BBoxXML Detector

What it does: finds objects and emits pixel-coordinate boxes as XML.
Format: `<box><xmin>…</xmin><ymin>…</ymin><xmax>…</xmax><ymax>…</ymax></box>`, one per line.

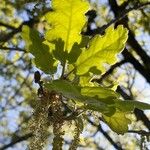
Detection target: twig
<box><xmin>88</xmin><ymin>119</ymin><xmax>123</xmax><ymax>150</ymax></box>
<box><xmin>61</xmin><ymin>61</ymin><xmax>66</xmax><ymax>79</ymax></box>
<box><xmin>128</xmin><ymin>130</ymin><xmax>150</xmax><ymax>136</ymax></box>
<box><xmin>0</xmin><ymin>46</ymin><xmax>26</xmax><ymax>52</ymax></box>
<box><xmin>64</xmin><ymin>68</ymin><xmax>75</xmax><ymax>79</ymax></box>
<box><xmin>0</xmin><ymin>133</ymin><xmax>32</xmax><ymax>150</ymax></box>
<box><xmin>92</xmin><ymin>59</ymin><xmax>127</xmax><ymax>83</ymax></box>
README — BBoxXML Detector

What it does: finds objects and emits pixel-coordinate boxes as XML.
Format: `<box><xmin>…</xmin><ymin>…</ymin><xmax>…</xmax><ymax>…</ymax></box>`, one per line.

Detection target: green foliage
<box><xmin>22</xmin><ymin>26</ymin><xmax>57</xmax><ymax>74</ymax></box>
<box><xmin>115</xmin><ymin>100</ymin><xmax>150</xmax><ymax>112</ymax></box>
<box><xmin>45</xmin><ymin>0</ymin><xmax>89</xmax><ymax>52</ymax></box>
<box><xmin>21</xmin><ymin>0</ymin><xmax>150</xmax><ymax>149</ymax></box>
<box><xmin>45</xmin><ymin>80</ymin><xmax>113</xmax><ymax>115</ymax></box>
<box><xmin>103</xmin><ymin>111</ymin><xmax>131</xmax><ymax>134</ymax></box>
<box><xmin>76</xmin><ymin>25</ymin><xmax>128</xmax><ymax>75</ymax></box>
<box><xmin>81</xmin><ymin>86</ymin><xmax>119</xmax><ymax>104</ymax></box>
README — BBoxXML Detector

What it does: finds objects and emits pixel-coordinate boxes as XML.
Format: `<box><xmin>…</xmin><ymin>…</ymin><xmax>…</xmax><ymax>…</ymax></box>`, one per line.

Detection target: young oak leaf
<box><xmin>103</xmin><ymin>111</ymin><xmax>131</xmax><ymax>134</ymax></box>
<box><xmin>76</xmin><ymin>25</ymin><xmax>128</xmax><ymax>75</ymax></box>
<box><xmin>45</xmin><ymin>0</ymin><xmax>89</xmax><ymax>52</ymax></box>
<box><xmin>102</xmin><ymin>81</ymin><xmax>150</xmax><ymax>134</ymax></box>
<box><xmin>22</xmin><ymin>26</ymin><xmax>56</xmax><ymax>74</ymax></box>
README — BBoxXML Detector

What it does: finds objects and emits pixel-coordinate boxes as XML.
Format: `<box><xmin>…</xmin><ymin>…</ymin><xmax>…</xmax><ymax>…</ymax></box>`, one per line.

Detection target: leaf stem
<box><xmin>61</xmin><ymin>61</ymin><xmax>66</xmax><ymax>79</ymax></box>
<box><xmin>64</xmin><ymin>68</ymin><xmax>75</xmax><ymax>79</ymax></box>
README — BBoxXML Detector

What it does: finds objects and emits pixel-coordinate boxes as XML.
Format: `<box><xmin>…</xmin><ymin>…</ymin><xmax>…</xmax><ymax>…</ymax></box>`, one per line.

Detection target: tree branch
<box><xmin>128</xmin><ymin>130</ymin><xmax>150</xmax><ymax>136</ymax></box>
<box><xmin>108</xmin><ymin>0</ymin><xmax>150</xmax><ymax>74</ymax></box>
<box><xmin>88</xmin><ymin>119</ymin><xmax>123</xmax><ymax>150</ymax></box>
<box><xmin>0</xmin><ymin>133</ymin><xmax>32</xmax><ymax>150</ymax></box>
<box><xmin>0</xmin><ymin>46</ymin><xmax>26</xmax><ymax>52</ymax></box>
<box><xmin>0</xmin><ymin>22</ymin><xmax>16</xmax><ymax>30</ymax></box>
<box><xmin>122</xmin><ymin>49</ymin><xmax>150</xmax><ymax>83</ymax></box>
<box><xmin>0</xmin><ymin>19</ymin><xmax>39</xmax><ymax>43</ymax></box>
<box><xmin>92</xmin><ymin>59</ymin><xmax>127</xmax><ymax>83</ymax></box>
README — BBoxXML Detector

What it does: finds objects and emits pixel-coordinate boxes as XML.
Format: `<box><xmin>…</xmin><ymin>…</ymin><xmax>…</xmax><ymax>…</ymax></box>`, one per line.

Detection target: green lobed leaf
<box><xmin>45</xmin><ymin>0</ymin><xmax>89</xmax><ymax>52</ymax></box>
<box><xmin>103</xmin><ymin>111</ymin><xmax>131</xmax><ymax>134</ymax></box>
<box><xmin>45</xmin><ymin>80</ymin><xmax>114</xmax><ymax>114</ymax></box>
<box><xmin>76</xmin><ymin>25</ymin><xmax>128</xmax><ymax>75</ymax></box>
<box><xmin>22</xmin><ymin>26</ymin><xmax>56</xmax><ymax>74</ymax></box>
<box><xmin>52</xmin><ymin>36</ymin><xmax>88</xmax><ymax>64</ymax></box>
<box><xmin>103</xmin><ymin>100</ymin><xmax>150</xmax><ymax>131</ymax></box>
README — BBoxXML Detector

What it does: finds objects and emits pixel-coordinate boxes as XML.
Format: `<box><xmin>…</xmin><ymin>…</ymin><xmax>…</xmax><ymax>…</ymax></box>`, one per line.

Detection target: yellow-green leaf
<box><xmin>79</xmin><ymin>75</ymin><xmax>94</xmax><ymax>87</ymax></box>
<box><xmin>45</xmin><ymin>0</ymin><xmax>89</xmax><ymax>52</ymax></box>
<box><xmin>76</xmin><ymin>25</ymin><xmax>128</xmax><ymax>75</ymax></box>
<box><xmin>81</xmin><ymin>86</ymin><xmax>119</xmax><ymax>104</ymax></box>
<box><xmin>103</xmin><ymin>111</ymin><xmax>131</xmax><ymax>134</ymax></box>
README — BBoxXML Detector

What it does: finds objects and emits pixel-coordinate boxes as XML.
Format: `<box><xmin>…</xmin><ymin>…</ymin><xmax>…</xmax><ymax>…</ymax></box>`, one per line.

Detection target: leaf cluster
<box><xmin>21</xmin><ymin>0</ymin><xmax>150</xmax><ymax>149</ymax></box>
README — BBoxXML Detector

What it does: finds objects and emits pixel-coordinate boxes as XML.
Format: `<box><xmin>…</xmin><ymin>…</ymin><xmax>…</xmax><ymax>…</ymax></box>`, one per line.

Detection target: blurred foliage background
<box><xmin>0</xmin><ymin>0</ymin><xmax>150</xmax><ymax>149</ymax></box>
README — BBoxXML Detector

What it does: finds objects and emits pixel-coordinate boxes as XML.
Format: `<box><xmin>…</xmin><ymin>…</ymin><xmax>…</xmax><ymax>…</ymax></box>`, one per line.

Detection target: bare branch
<box><xmin>0</xmin><ymin>46</ymin><xmax>26</xmax><ymax>52</ymax></box>
<box><xmin>0</xmin><ymin>133</ymin><xmax>32</xmax><ymax>150</ymax></box>
<box><xmin>128</xmin><ymin>130</ymin><xmax>150</xmax><ymax>136</ymax></box>
<box><xmin>122</xmin><ymin>49</ymin><xmax>150</xmax><ymax>83</ymax></box>
<box><xmin>88</xmin><ymin>119</ymin><xmax>123</xmax><ymax>150</ymax></box>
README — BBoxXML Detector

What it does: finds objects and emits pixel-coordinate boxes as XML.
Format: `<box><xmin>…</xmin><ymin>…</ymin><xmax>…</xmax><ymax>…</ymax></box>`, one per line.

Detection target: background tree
<box><xmin>0</xmin><ymin>0</ymin><xmax>150</xmax><ymax>150</ymax></box>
